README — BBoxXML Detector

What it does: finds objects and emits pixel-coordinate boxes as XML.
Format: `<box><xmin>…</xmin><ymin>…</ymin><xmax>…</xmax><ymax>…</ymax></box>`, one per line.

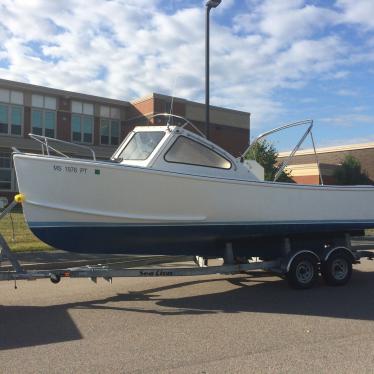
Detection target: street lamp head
<box><xmin>206</xmin><ymin>0</ymin><xmax>221</xmax><ymax>9</ymax></box>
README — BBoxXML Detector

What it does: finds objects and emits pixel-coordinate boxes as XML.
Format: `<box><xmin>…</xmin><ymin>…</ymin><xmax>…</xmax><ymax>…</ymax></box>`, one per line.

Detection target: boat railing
<box><xmin>29</xmin><ymin>133</ymin><xmax>96</xmax><ymax>161</ymax></box>
<box><xmin>149</xmin><ymin>113</ymin><xmax>207</xmax><ymax>138</ymax></box>
<box><xmin>242</xmin><ymin>119</ymin><xmax>324</xmax><ymax>184</ymax></box>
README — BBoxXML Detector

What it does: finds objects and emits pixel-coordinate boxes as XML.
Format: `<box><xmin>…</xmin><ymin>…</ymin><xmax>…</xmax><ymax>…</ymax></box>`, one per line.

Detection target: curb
<box><xmin>353</xmin><ymin>236</ymin><xmax>374</xmax><ymax>242</ymax></box>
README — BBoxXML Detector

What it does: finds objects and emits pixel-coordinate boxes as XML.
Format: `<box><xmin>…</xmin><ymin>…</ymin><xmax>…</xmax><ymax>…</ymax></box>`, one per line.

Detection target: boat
<box><xmin>12</xmin><ymin>114</ymin><xmax>374</xmax><ymax>258</ymax></box>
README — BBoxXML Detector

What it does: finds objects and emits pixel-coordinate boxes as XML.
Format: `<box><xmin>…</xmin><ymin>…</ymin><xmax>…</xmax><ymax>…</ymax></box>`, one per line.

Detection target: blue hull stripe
<box><xmin>29</xmin><ymin>221</ymin><xmax>374</xmax><ymax>256</ymax></box>
<box><xmin>29</xmin><ymin>220</ymin><xmax>374</xmax><ymax>228</ymax></box>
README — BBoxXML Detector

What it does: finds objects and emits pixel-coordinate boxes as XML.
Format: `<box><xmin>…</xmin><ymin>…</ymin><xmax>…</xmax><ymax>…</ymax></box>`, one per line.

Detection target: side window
<box><xmin>165</xmin><ymin>136</ymin><xmax>231</xmax><ymax>169</ymax></box>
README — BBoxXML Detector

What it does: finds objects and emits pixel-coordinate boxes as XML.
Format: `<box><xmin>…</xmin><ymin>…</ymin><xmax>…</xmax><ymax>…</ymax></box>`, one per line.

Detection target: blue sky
<box><xmin>0</xmin><ymin>0</ymin><xmax>373</xmax><ymax>151</ymax></box>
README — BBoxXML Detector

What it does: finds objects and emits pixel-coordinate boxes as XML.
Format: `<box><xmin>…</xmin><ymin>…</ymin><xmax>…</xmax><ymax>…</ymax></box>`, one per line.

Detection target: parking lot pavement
<box><xmin>2</xmin><ymin>259</ymin><xmax>374</xmax><ymax>373</ymax></box>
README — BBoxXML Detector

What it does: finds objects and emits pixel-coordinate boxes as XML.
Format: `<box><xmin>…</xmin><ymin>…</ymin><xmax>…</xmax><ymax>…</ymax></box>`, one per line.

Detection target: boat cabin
<box><xmin>111</xmin><ymin>120</ymin><xmax>264</xmax><ymax>181</ymax></box>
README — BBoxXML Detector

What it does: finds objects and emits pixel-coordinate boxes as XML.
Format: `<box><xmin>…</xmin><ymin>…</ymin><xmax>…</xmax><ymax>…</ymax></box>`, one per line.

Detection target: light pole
<box><xmin>205</xmin><ymin>0</ymin><xmax>221</xmax><ymax>140</ymax></box>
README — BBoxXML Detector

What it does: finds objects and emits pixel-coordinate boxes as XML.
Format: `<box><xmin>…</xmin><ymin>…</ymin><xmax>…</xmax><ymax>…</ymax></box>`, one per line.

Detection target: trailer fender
<box><xmin>322</xmin><ymin>246</ymin><xmax>355</xmax><ymax>263</ymax></box>
<box><xmin>283</xmin><ymin>250</ymin><xmax>321</xmax><ymax>273</ymax></box>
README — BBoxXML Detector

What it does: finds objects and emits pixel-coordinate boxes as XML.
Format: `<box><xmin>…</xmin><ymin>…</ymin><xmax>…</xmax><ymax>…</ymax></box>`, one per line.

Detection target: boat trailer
<box><xmin>1</xmin><ymin>197</ymin><xmax>373</xmax><ymax>289</ymax></box>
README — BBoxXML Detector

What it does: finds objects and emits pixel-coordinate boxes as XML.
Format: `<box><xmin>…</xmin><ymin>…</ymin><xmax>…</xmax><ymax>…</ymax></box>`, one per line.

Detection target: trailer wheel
<box><xmin>287</xmin><ymin>253</ymin><xmax>318</xmax><ymax>289</ymax></box>
<box><xmin>321</xmin><ymin>252</ymin><xmax>352</xmax><ymax>286</ymax></box>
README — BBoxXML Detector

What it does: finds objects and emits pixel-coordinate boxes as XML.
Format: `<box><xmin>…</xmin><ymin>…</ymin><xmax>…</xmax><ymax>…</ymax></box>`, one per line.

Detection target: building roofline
<box><xmin>0</xmin><ymin>78</ymin><xmax>130</xmax><ymax>106</ymax></box>
<box><xmin>130</xmin><ymin>93</ymin><xmax>155</xmax><ymax>105</ymax></box>
<box><xmin>278</xmin><ymin>141</ymin><xmax>374</xmax><ymax>158</ymax></box>
<box><xmin>185</xmin><ymin>98</ymin><xmax>250</xmax><ymax>116</ymax></box>
<box><xmin>131</xmin><ymin>92</ymin><xmax>251</xmax><ymax>116</ymax></box>
<box><xmin>0</xmin><ymin>79</ymin><xmax>251</xmax><ymax>117</ymax></box>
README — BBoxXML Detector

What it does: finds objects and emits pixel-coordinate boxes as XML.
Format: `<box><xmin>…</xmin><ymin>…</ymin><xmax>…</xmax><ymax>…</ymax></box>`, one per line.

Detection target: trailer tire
<box><xmin>287</xmin><ymin>253</ymin><xmax>319</xmax><ymax>289</ymax></box>
<box><xmin>50</xmin><ymin>274</ymin><xmax>61</xmax><ymax>284</ymax></box>
<box><xmin>321</xmin><ymin>252</ymin><xmax>352</xmax><ymax>286</ymax></box>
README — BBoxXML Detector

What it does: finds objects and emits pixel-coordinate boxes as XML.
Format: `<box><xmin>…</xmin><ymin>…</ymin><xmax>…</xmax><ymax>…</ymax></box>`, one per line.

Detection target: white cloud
<box><xmin>328</xmin><ymin>70</ymin><xmax>350</xmax><ymax>79</ymax></box>
<box><xmin>234</xmin><ymin>1</ymin><xmax>338</xmax><ymax>44</ymax></box>
<box><xmin>336</xmin><ymin>0</ymin><xmax>374</xmax><ymax>30</ymax></box>
<box><xmin>215</xmin><ymin>0</ymin><xmax>235</xmax><ymax>12</ymax></box>
<box><xmin>321</xmin><ymin>114</ymin><xmax>374</xmax><ymax>127</ymax></box>
<box><xmin>0</xmin><ymin>0</ymin><xmax>373</xmax><ymax>132</ymax></box>
<box><xmin>336</xmin><ymin>88</ymin><xmax>358</xmax><ymax>96</ymax></box>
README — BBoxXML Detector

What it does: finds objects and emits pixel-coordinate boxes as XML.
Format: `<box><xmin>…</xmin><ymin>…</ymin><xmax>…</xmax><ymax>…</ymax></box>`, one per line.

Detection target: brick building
<box><xmin>278</xmin><ymin>142</ymin><xmax>374</xmax><ymax>184</ymax></box>
<box><xmin>0</xmin><ymin>79</ymin><xmax>250</xmax><ymax>199</ymax></box>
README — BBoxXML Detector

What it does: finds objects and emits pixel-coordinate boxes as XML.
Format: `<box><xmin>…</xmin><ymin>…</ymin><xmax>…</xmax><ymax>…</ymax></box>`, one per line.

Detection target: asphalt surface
<box><xmin>2</xmin><ymin>259</ymin><xmax>374</xmax><ymax>373</ymax></box>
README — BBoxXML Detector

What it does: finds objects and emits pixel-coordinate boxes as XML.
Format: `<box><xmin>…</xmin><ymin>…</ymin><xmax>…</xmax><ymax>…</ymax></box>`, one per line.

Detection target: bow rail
<box><xmin>29</xmin><ymin>133</ymin><xmax>96</xmax><ymax>161</ymax></box>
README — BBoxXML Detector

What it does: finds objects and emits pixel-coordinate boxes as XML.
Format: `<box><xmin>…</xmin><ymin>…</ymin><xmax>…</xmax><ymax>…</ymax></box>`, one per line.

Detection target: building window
<box><xmin>0</xmin><ymin>104</ymin><xmax>23</xmax><ymax>136</ymax></box>
<box><xmin>32</xmin><ymin>94</ymin><xmax>56</xmax><ymax>110</ymax></box>
<box><xmin>0</xmin><ymin>89</ymin><xmax>23</xmax><ymax>105</ymax></box>
<box><xmin>72</xmin><ymin>114</ymin><xmax>93</xmax><ymax>144</ymax></box>
<box><xmin>100</xmin><ymin>105</ymin><xmax>120</xmax><ymax>119</ymax></box>
<box><xmin>72</xmin><ymin>100</ymin><xmax>94</xmax><ymax>115</ymax></box>
<box><xmin>71</xmin><ymin>100</ymin><xmax>94</xmax><ymax>144</ymax></box>
<box><xmin>0</xmin><ymin>89</ymin><xmax>23</xmax><ymax>136</ymax></box>
<box><xmin>0</xmin><ymin>104</ymin><xmax>8</xmax><ymax>134</ymax></box>
<box><xmin>99</xmin><ymin>105</ymin><xmax>121</xmax><ymax>145</ymax></box>
<box><xmin>11</xmin><ymin>106</ymin><xmax>22</xmax><ymax>135</ymax></box>
<box><xmin>100</xmin><ymin>119</ymin><xmax>120</xmax><ymax>145</ymax></box>
<box><xmin>31</xmin><ymin>109</ymin><xmax>56</xmax><ymax>137</ymax></box>
<box><xmin>31</xmin><ymin>94</ymin><xmax>57</xmax><ymax>138</ymax></box>
<box><xmin>0</xmin><ymin>152</ymin><xmax>12</xmax><ymax>190</ymax></box>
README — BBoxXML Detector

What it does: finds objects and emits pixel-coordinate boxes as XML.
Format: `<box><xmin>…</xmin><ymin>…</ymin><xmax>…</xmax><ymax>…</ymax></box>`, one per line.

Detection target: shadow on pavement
<box><xmin>111</xmin><ymin>269</ymin><xmax>374</xmax><ymax>320</ymax></box>
<box><xmin>0</xmin><ymin>304</ymin><xmax>82</xmax><ymax>350</ymax></box>
<box><xmin>1</xmin><ymin>269</ymin><xmax>374</xmax><ymax>350</ymax></box>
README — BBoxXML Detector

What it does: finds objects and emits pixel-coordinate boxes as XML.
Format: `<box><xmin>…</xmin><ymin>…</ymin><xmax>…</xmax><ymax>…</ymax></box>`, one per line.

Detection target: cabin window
<box><xmin>165</xmin><ymin>136</ymin><xmax>231</xmax><ymax>169</ymax></box>
<box><xmin>117</xmin><ymin>131</ymin><xmax>165</xmax><ymax>160</ymax></box>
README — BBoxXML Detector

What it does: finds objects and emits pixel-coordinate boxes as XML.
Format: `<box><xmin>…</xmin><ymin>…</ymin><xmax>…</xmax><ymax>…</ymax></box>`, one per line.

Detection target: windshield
<box><xmin>117</xmin><ymin>131</ymin><xmax>165</xmax><ymax>160</ymax></box>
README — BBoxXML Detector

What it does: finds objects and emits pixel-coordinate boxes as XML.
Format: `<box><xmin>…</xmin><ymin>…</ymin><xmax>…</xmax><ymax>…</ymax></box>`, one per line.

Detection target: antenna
<box><xmin>165</xmin><ymin>0</ymin><xmax>177</xmax><ymax>129</ymax></box>
<box><xmin>166</xmin><ymin>73</ymin><xmax>178</xmax><ymax>129</ymax></box>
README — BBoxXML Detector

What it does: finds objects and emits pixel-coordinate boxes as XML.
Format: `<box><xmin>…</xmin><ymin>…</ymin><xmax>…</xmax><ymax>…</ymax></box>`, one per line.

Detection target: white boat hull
<box><xmin>13</xmin><ymin>153</ymin><xmax>374</xmax><ymax>256</ymax></box>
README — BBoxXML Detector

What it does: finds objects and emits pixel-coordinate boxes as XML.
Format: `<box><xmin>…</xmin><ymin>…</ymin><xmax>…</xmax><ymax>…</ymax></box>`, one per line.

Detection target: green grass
<box><xmin>367</xmin><ymin>229</ymin><xmax>374</xmax><ymax>236</ymax></box>
<box><xmin>0</xmin><ymin>211</ymin><xmax>54</xmax><ymax>252</ymax></box>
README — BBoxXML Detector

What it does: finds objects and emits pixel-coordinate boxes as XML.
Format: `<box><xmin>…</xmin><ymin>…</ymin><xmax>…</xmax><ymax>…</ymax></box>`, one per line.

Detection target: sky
<box><xmin>0</xmin><ymin>0</ymin><xmax>373</xmax><ymax>151</ymax></box>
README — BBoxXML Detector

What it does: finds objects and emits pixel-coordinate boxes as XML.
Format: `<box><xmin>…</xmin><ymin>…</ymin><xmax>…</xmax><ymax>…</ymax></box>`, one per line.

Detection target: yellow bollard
<box><xmin>14</xmin><ymin>193</ymin><xmax>25</xmax><ymax>203</ymax></box>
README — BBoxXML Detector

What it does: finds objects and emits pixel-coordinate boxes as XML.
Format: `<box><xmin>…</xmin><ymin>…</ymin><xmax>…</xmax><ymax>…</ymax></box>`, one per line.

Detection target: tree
<box><xmin>334</xmin><ymin>154</ymin><xmax>372</xmax><ymax>185</ymax></box>
<box><xmin>245</xmin><ymin>140</ymin><xmax>294</xmax><ymax>182</ymax></box>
